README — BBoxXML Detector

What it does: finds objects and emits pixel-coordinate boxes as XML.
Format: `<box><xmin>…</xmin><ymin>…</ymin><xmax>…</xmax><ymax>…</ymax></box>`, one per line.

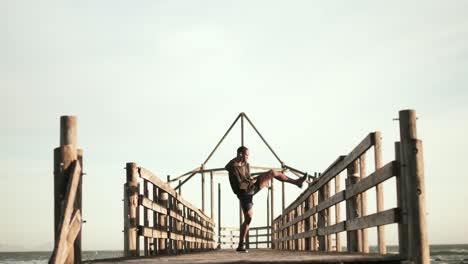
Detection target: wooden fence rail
<box><xmin>272</xmin><ymin>109</ymin><xmax>428</xmax><ymax>264</ymax></box>
<box><xmin>123</xmin><ymin>163</ymin><xmax>216</xmax><ymax>257</ymax></box>
<box><xmin>218</xmin><ymin>226</ymin><xmax>271</xmax><ymax>249</ymax></box>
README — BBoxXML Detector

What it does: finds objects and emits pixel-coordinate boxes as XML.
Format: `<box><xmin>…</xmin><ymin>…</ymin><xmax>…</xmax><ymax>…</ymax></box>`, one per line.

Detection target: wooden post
<box><xmin>267</xmin><ymin>187</ymin><xmax>270</xmax><ymax>248</ymax></box>
<box><xmin>143</xmin><ymin>180</ymin><xmax>149</xmax><ymax>256</ymax></box>
<box><xmin>282</xmin><ymin>182</ymin><xmax>285</xmax><ymax>212</ymax></box>
<box><xmin>270</xmin><ymin>178</ymin><xmax>274</xmax><ymax>241</ymax></box>
<box><xmin>335</xmin><ymin>175</ymin><xmax>341</xmax><ymax>252</ymax></box>
<box><xmin>218</xmin><ymin>183</ymin><xmax>221</xmax><ymax>249</ymax></box>
<box><xmin>201</xmin><ymin>165</ymin><xmax>205</xmax><ymax>213</ymax></box>
<box><xmin>326</xmin><ymin>182</ymin><xmax>332</xmax><ymax>251</ymax></box>
<box><xmin>395</xmin><ymin>141</ymin><xmax>409</xmax><ymax>258</ymax></box>
<box><xmin>312</xmin><ymin>173</ymin><xmax>318</xmax><ymax>251</ymax></box>
<box><xmin>210</xmin><ymin>171</ymin><xmax>214</xmax><ymax>220</ymax></box>
<box><xmin>54</xmin><ymin>116</ymin><xmax>80</xmax><ymax>264</ymax></box>
<box><xmin>359</xmin><ymin>155</ymin><xmax>369</xmax><ymax>253</ymax></box>
<box><xmin>399</xmin><ymin>110</ymin><xmax>429</xmax><ymax>264</ymax></box>
<box><xmin>374</xmin><ymin>132</ymin><xmax>386</xmax><ymax>254</ymax></box>
<box><xmin>152</xmin><ymin>184</ymin><xmax>158</xmax><ymax>255</ymax></box>
<box><xmin>76</xmin><ymin>148</ymin><xmax>83</xmax><ymax>262</ymax></box>
<box><xmin>317</xmin><ymin>184</ymin><xmax>326</xmax><ymax>251</ymax></box>
<box><xmin>159</xmin><ymin>191</ymin><xmax>168</xmax><ymax>254</ymax></box>
<box><xmin>304</xmin><ymin>193</ymin><xmax>311</xmax><ymax>251</ymax></box>
<box><xmin>294</xmin><ymin>207</ymin><xmax>299</xmax><ymax>250</ymax></box>
<box><xmin>345</xmin><ymin>160</ymin><xmax>361</xmax><ymax>252</ymax></box>
<box><xmin>124</xmin><ymin>162</ymin><xmax>139</xmax><ymax>257</ymax></box>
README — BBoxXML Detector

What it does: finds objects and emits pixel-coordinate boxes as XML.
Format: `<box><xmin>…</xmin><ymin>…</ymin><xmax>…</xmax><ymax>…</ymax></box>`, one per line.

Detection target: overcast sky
<box><xmin>1</xmin><ymin>0</ymin><xmax>468</xmax><ymax>251</ymax></box>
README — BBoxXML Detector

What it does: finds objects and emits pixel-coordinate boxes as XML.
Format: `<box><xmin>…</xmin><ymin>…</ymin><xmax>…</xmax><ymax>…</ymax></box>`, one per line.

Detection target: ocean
<box><xmin>1</xmin><ymin>244</ymin><xmax>467</xmax><ymax>263</ymax></box>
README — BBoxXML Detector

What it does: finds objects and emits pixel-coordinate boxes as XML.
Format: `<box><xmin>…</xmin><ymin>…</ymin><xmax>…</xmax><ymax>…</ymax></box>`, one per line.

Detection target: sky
<box><xmin>1</xmin><ymin>0</ymin><xmax>468</xmax><ymax>251</ymax></box>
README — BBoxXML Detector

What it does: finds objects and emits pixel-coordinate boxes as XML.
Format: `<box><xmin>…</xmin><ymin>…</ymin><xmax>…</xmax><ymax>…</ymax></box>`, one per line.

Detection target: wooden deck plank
<box><xmin>86</xmin><ymin>249</ymin><xmax>404</xmax><ymax>264</ymax></box>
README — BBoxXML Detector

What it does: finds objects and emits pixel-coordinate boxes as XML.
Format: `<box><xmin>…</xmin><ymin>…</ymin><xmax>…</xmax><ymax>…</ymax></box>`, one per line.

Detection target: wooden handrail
<box><xmin>271</xmin><ymin>110</ymin><xmax>428</xmax><ymax>264</ymax></box>
<box><xmin>124</xmin><ymin>164</ymin><xmax>216</xmax><ymax>257</ymax></box>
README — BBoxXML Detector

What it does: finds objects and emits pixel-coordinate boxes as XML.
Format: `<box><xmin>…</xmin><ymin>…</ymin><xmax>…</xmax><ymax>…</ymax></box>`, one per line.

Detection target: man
<box><xmin>225</xmin><ymin>146</ymin><xmax>307</xmax><ymax>252</ymax></box>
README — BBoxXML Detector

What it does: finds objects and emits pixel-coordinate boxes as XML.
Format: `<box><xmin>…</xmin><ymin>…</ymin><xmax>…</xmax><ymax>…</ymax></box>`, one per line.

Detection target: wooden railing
<box><xmin>123</xmin><ymin>163</ymin><xmax>216</xmax><ymax>257</ymax></box>
<box><xmin>218</xmin><ymin>227</ymin><xmax>239</xmax><ymax>248</ymax></box>
<box><xmin>247</xmin><ymin>226</ymin><xmax>272</xmax><ymax>249</ymax></box>
<box><xmin>272</xmin><ymin>110</ymin><xmax>428</xmax><ymax>264</ymax></box>
<box><xmin>219</xmin><ymin>226</ymin><xmax>271</xmax><ymax>249</ymax></box>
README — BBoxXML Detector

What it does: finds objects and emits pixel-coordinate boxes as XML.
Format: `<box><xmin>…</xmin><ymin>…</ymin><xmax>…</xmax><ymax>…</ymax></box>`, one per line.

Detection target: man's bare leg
<box><xmin>238</xmin><ymin>207</ymin><xmax>253</xmax><ymax>251</ymax></box>
<box><xmin>257</xmin><ymin>170</ymin><xmax>307</xmax><ymax>189</ymax></box>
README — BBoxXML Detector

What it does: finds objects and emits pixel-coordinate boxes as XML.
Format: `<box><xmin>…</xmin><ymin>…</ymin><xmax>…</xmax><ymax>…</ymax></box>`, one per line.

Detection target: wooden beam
<box><xmin>317</xmin><ymin>221</ymin><xmax>346</xmax><ymax>236</ymax></box>
<box><xmin>52</xmin><ymin>209</ymin><xmax>81</xmax><ymax>264</ymax></box>
<box><xmin>51</xmin><ymin>161</ymin><xmax>81</xmax><ymax>264</ymax></box>
<box><xmin>203</xmin><ymin>113</ymin><xmax>242</xmax><ymax>165</ymax></box>
<box><xmin>346</xmin><ymin>161</ymin><xmax>396</xmax><ymax>199</ymax></box>
<box><xmin>242</xmin><ymin>113</ymin><xmax>283</xmax><ymax>165</ymax></box>
<box><xmin>347</xmin><ymin>208</ymin><xmax>399</xmax><ymax>231</ymax></box>
<box><xmin>170</xmin><ymin>167</ymin><xmax>201</xmax><ymax>182</ymax></box>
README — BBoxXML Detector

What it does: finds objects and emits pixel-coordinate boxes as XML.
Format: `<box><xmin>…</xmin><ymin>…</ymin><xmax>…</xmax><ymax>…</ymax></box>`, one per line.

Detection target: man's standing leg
<box><xmin>238</xmin><ymin>207</ymin><xmax>253</xmax><ymax>252</ymax></box>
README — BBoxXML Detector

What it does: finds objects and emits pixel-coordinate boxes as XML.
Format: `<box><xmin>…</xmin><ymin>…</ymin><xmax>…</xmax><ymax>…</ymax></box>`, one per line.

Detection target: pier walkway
<box><xmin>87</xmin><ymin>249</ymin><xmax>404</xmax><ymax>264</ymax></box>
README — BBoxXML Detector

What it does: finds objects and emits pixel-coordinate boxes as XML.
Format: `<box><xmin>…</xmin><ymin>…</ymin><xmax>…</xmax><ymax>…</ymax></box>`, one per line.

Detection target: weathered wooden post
<box><xmin>345</xmin><ymin>160</ymin><xmax>361</xmax><ymax>252</ymax></box>
<box><xmin>359</xmin><ymin>155</ymin><xmax>369</xmax><ymax>253</ymax></box>
<box><xmin>152</xmin><ymin>184</ymin><xmax>158</xmax><ymax>255</ymax></box>
<box><xmin>395</xmin><ymin>141</ymin><xmax>409</xmax><ymax>257</ymax></box>
<box><xmin>325</xmin><ymin>182</ymin><xmax>332</xmax><ymax>251</ymax></box>
<box><xmin>160</xmin><ymin>191</ymin><xmax>169</xmax><ymax>254</ymax></box>
<box><xmin>267</xmin><ymin>187</ymin><xmax>271</xmax><ymax>248</ymax></box>
<box><xmin>54</xmin><ymin>116</ymin><xmax>81</xmax><ymax>263</ymax></box>
<box><xmin>374</xmin><ymin>132</ymin><xmax>386</xmax><ymax>254</ymax></box>
<box><xmin>124</xmin><ymin>162</ymin><xmax>139</xmax><ymax>257</ymax></box>
<box><xmin>201</xmin><ymin>165</ymin><xmax>205</xmax><ymax>213</ymax></box>
<box><xmin>317</xmin><ymin>183</ymin><xmax>326</xmax><ymax>251</ymax></box>
<box><xmin>335</xmin><ymin>174</ymin><xmax>341</xmax><ymax>252</ymax></box>
<box><xmin>210</xmin><ymin>171</ymin><xmax>214</xmax><ymax>220</ymax></box>
<box><xmin>217</xmin><ymin>183</ymin><xmax>221</xmax><ymax>249</ymax></box>
<box><xmin>270</xmin><ymin>178</ymin><xmax>274</xmax><ymax>243</ymax></box>
<box><xmin>281</xmin><ymin>182</ymin><xmax>285</xmax><ymax>212</ymax></box>
<box><xmin>143</xmin><ymin>178</ymin><xmax>149</xmax><ymax>256</ymax></box>
<box><xmin>399</xmin><ymin>110</ymin><xmax>429</xmax><ymax>264</ymax></box>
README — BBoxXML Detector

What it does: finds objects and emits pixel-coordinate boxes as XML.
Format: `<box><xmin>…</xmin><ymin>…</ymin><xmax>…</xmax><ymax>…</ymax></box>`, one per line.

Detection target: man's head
<box><xmin>237</xmin><ymin>146</ymin><xmax>249</xmax><ymax>162</ymax></box>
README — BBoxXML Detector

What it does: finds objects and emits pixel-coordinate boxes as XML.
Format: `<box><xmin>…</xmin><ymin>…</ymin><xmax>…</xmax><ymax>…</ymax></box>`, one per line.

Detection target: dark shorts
<box><xmin>237</xmin><ymin>180</ymin><xmax>261</xmax><ymax>212</ymax></box>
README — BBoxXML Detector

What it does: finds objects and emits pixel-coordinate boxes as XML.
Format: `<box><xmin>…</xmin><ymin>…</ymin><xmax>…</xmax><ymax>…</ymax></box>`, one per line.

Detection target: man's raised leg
<box><xmin>257</xmin><ymin>170</ymin><xmax>307</xmax><ymax>189</ymax></box>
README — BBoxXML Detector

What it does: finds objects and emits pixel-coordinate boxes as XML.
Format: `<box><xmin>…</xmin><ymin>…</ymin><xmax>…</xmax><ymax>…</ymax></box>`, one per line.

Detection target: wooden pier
<box><xmin>50</xmin><ymin>110</ymin><xmax>429</xmax><ymax>264</ymax></box>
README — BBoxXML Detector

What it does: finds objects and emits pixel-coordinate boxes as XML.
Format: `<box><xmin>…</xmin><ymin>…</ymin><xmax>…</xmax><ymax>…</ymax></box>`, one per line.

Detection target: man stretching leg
<box><xmin>225</xmin><ymin>146</ymin><xmax>307</xmax><ymax>252</ymax></box>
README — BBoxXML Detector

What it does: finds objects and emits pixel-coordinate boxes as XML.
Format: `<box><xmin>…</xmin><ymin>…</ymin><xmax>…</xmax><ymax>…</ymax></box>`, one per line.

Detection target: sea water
<box><xmin>1</xmin><ymin>245</ymin><xmax>467</xmax><ymax>264</ymax></box>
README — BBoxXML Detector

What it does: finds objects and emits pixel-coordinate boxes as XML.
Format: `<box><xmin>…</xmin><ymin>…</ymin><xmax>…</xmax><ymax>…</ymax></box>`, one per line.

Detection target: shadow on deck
<box><xmin>85</xmin><ymin>249</ymin><xmax>405</xmax><ymax>264</ymax></box>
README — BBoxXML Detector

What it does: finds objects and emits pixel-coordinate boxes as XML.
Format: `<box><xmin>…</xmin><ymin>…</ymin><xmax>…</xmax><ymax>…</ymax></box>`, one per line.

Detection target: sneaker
<box><xmin>236</xmin><ymin>245</ymin><xmax>248</xmax><ymax>253</ymax></box>
<box><xmin>298</xmin><ymin>172</ymin><xmax>308</xmax><ymax>188</ymax></box>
